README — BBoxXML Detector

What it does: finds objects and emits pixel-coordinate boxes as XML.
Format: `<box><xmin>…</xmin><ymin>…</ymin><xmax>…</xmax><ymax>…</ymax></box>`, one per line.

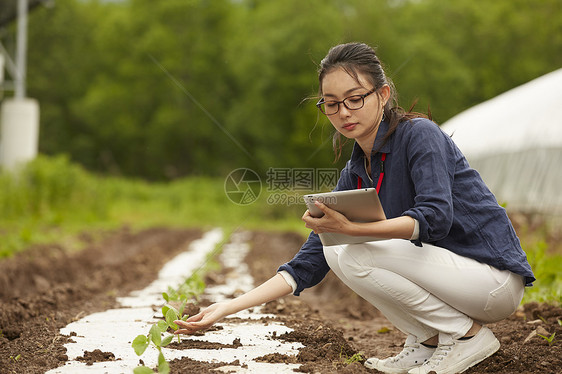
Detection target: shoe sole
<box><xmin>454</xmin><ymin>337</ymin><xmax>500</xmax><ymax>374</ymax></box>
<box><xmin>364</xmin><ymin>358</ymin><xmax>418</xmax><ymax>374</ymax></box>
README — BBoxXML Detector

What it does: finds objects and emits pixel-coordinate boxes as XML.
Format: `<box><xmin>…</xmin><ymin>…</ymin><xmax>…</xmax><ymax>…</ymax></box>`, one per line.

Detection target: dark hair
<box><xmin>318</xmin><ymin>42</ymin><xmax>428</xmax><ymax>161</ymax></box>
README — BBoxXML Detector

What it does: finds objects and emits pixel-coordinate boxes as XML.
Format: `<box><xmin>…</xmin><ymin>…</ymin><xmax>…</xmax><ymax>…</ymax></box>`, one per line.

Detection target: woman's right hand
<box><xmin>173</xmin><ymin>273</ymin><xmax>293</xmax><ymax>335</ymax></box>
<box><xmin>174</xmin><ymin>302</ymin><xmax>230</xmax><ymax>335</ymax></box>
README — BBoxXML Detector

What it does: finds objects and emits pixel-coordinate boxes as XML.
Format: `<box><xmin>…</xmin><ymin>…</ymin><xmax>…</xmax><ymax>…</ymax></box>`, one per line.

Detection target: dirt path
<box><xmin>0</xmin><ymin>228</ymin><xmax>560</xmax><ymax>373</ymax></box>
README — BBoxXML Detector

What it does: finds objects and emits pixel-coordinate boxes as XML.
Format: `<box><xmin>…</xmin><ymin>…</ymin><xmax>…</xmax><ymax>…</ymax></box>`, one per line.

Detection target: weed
<box><xmin>343</xmin><ymin>352</ymin><xmax>365</xmax><ymax>364</ymax></box>
<box><xmin>537</xmin><ymin>332</ymin><xmax>556</xmax><ymax>346</ymax></box>
<box><xmin>9</xmin><ymin>354</ymin><xmax>21</xmax><ymax>362</ymax></box>
<box><xmin>338</xmin><ymin>346</ymin><xmax>365</xmax><ymax>365</ymax></box>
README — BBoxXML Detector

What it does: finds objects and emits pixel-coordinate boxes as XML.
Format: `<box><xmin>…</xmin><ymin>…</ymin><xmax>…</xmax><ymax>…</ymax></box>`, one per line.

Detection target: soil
<box><xmin>0</xmin><ymin>227</ymin><xmax>561</xmax><ymax>374</ymax></box>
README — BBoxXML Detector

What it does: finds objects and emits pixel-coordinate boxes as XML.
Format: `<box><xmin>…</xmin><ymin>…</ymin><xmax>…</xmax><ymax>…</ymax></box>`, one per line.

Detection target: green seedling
<box><xmin>163</xmin><ymin>273</ymin><xmax>206</xmax><ymax>303</ymax></box>
<box><xmin>339</xmin><ymin>345</ymin><xmax>365</xmax><ymax>365</ymax></box>
<box><xmin>537</xmin><ymin>332</ymin><xmax>556</xmax><ymax>346</ymax></box>
<box><xmin>132</xmin><ymin>253</ymin><xmax>213</xmax><ymax>374</ymax></box>
<box><xmin>557</xmin><ymin>319</ymin><xmax>561</xmax><ymax>326</ymax></box>
<box><xmin>9</xmin><ymin>354</ymin><xmax>21</xmax><ymax>362</ymax></box>
<box><xmin>342</xmin><ymin>352</ymin><xmax>364</xmax><ymax>364</ymax></box>
<box><xmin>132</xmin><ymin>271</ymin><xmax>208</xmax><ymax>373</ymax></box>
<box><xmin>162</xmin><ymin>303</ymin><xmax>191</xmax><ymax>343</ymax></box>
<box><xmin>132</xmin><ymin>303</ymin><xmax>189</xmax><ymax>374</ymax></box>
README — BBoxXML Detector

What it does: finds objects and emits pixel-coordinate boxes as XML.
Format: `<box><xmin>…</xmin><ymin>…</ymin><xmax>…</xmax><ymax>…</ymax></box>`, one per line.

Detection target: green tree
<box><xmin>26</xmin><ymin>0</ymin><xmax>104</xmax><ymax>165</ymax></box>
<box><xmin>21</xmin><ymin>0</ymin><xmax>562</xmax><ymax>180</ymax></box>
<box><xmin>224</xmin><ymin>0</ymin><xmax>349</xmax><ymax>173</ymax></box>
<box><xmin>77</xmin><ymin>0</ymin><xmax>237</xmax><ymax>179</ymax></box>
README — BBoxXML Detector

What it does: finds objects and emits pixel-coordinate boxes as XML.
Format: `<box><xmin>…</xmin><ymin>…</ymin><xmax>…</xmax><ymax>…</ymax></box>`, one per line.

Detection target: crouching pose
<box><xmin>175</xmin><ymin>42</ymin><xmax>535</xmax><ymax>374</ymax></box>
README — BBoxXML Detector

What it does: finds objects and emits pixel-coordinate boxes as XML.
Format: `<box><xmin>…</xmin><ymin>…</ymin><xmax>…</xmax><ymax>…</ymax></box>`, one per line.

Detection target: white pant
<box><xmin>323</xmin><ymin>239</ymin><xmax>525</xmax><ymax>341</ymax></box>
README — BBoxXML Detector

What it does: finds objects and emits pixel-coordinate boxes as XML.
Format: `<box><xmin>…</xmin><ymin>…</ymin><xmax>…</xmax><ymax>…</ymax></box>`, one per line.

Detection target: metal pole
<box><xmin>0</xmin><ymin>41</ymin><xmax>18</xmax><ymax>79</ymax></box>
<box><xmin>15</xmin><ymin>0</ymin><xmax>29</xmax><ymax>99</ymax></box>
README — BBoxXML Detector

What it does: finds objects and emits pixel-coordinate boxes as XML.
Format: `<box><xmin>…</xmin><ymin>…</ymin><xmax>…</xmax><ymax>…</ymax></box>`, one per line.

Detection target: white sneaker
<box><xmin>364</xmin><ymin>335</ymin><xmax>436</xmax><ymax>373</ymax></box>
<box><xmin>408</xmin><ymin>326</ymin><xmax>500</xmax><ymax>374</ymax></box>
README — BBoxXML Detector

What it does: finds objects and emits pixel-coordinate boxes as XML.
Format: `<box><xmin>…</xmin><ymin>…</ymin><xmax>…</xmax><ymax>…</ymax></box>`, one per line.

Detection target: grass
<box><xmin>0</xmin><ymin>154</ymin><xmax>560</xmax><ymax>305</ymax></box>
<box><xmin>0</xmin><ymin>155</ymin><xmax>308</xmax><ymax>257</ymax></box>
<box><xmin>521</xmin><ymin>240</ymin><xmax>562</xmax><ymax>305</ymax></box>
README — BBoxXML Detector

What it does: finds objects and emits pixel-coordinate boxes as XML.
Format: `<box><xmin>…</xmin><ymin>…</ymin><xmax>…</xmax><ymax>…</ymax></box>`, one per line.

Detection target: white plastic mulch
<box><xmin>46</xmin><ymin>229</ymin><xmax>303</xmax><ymax>374</ymax></box>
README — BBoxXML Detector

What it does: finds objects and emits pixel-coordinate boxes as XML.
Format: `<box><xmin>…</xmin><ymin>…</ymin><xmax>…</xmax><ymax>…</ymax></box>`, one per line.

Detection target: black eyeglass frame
<box><xmin>316</xmin><ymin>89</ymin><xmax>377</xmax><ymax>115</ymax></box>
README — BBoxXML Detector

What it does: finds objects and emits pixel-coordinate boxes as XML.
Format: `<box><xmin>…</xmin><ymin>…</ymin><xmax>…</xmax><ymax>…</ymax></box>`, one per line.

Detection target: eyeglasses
<box><xmin>316</xmin><ymin>89</ymin><xmax>376</xmax><ymax>115</ymax></box>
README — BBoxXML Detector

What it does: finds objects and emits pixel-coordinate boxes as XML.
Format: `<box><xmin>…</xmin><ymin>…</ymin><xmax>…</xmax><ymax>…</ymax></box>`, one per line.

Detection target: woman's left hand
<box><xmin>302</xmin><ymin>201</ymin><xmax>353</xmax><ymax>234</ymax></box>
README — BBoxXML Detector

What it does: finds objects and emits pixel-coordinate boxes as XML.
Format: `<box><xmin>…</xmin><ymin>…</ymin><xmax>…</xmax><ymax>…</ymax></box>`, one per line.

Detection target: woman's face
<box><xmin>321</xmin><ymin>67</ymin><xmax>388</xmax><ymax>147</ymax></box>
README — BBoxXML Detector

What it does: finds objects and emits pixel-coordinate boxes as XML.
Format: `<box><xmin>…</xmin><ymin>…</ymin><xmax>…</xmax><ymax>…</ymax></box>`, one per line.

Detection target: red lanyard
<box><xmin>357</xmin><ymin>153</ymin><xmax>386</xmax><ymax>194</ymax></box>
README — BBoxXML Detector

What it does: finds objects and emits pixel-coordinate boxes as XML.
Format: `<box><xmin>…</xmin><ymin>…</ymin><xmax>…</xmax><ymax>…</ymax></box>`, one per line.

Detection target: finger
<box><xmin>174</xmin><ymin>322</ymin><xmax>207</xmax><ymax>334</ymax></box>
<box><xmin>314</xmin><ymin>201</ymin><xmax>330</xmax><ymax>213</ymax></box>
<box><xmin>174</xmin><ymin>320</ymin><xmax>191</xmax><ymax>328</ymax></box>
<box><xmin>175</xmin><ymin>328</ymin><xmax>196</xmax><ymax>335</ymax></box>
<box><xmin>302</xmin><ymin>217</ymin><xmax>316</xmax><ymax>231</ymax></box>
<box><xmin>184</xmin><ymin>313</ymin><xmax>204</xmax><ymax>322</ymax></box>
<box><xmin>301</xmin><ymin>210</ymin><xmax>311</xmax><ymax>220</ymax></box>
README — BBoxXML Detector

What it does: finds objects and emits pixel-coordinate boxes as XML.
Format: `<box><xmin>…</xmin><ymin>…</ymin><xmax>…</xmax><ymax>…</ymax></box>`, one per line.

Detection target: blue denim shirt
<box><xmin>278</xmin><ymin>118</ymin><xmax>535</xmax><ymax>295</ymax></box>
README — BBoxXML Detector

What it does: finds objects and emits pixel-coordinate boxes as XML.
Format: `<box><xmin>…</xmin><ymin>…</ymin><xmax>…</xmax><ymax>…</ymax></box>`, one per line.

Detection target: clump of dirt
<box><xmin>283</xmin><ymin>316</ymin><xmax>360</xmax><ymax>369</ymax></box>
<box><xmin>167</xmin><ymin>337</ymin><xmax>242</xmax><ymax>350</ymax></box>
<box><xmin>76</xmin><ymin>349</ymin><xmax>117</xmax><ymax>365</ymax></box>
<box><xmin>183</xmin><ymin>302</ymin><xmax>201</xmax><ymax>317</ymax></box>
<box><xmin>255</xmin><ymin>352</ymin><xmax>297</xmax><ymax>363</ymax></box>
<box><xmin>168</xmin><ymin>356</ymin><xmax>234</xmax><ymax>373</ymax></box>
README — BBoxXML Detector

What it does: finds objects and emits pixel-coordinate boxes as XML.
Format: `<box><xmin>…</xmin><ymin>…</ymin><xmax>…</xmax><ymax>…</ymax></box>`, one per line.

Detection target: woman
<box><xmin>175</xmin><ymin>42</ymin><xmax>535</xmax><ymax>374</ymax></box>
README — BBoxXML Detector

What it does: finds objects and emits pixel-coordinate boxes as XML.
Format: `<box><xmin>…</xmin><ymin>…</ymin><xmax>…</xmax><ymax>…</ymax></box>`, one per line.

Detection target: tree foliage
<box><xmin>2</xmin><ymin>0</ymin><xmax>560</xmax><ymax>180</ymax></box>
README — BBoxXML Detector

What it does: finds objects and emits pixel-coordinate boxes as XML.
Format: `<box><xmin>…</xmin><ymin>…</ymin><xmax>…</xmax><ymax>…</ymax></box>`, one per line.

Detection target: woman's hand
<box><xmin>174</xmin><ymin>274</ymin><xmax>293</xmax><ymax>335</ymax></box>
<box><xmin>302</xmin><ymin>201</ymin><xmax>353</xmax><ymax>235</ymax></box>
<box><xmin>174</xmin><ymin>302</ymin><xmax>229</xmax><ymax>335</ymax></box>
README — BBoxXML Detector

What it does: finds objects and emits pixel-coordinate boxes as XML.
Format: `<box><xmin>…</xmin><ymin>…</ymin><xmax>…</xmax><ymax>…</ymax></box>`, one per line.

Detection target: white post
<box><xmin>0</xmin><ymin>99</ymin><xmax>40</xmax><ymax>171</ymax></box>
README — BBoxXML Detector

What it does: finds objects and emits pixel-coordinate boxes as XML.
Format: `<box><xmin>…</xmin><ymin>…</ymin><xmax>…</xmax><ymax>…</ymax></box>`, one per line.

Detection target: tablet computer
<box><xmin>303</xmin><ymin>188</ymin><xmax>386</xmax><ymax>246</ymax></box>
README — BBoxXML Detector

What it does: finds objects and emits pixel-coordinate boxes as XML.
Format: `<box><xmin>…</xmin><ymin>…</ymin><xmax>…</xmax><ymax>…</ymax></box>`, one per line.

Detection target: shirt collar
<box><xmin>349</xmin><ymin>120</ymin><xmax>392</xmax><ymax>176</ymax></box>
<box><xmin>350</xmin><ymin>120</ymin><xmax>392</xmax><ymax>159</ymax></box>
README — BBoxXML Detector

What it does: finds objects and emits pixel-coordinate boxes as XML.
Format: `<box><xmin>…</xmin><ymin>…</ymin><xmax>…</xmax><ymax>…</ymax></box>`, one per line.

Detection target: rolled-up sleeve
<box><xmin>277</xmin><ymin>232</ymin><xmax>330</xmax><ymax>296</ymax></box>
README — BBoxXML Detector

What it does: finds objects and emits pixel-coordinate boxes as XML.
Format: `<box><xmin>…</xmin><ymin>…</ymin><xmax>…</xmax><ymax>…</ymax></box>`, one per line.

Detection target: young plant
<box><xmin>162</xmin><ymin>273</ymin><xmax>205</xmax><ymax>303</ymax></box>
<box><xmin>130</xmin><ymin>234</ymin><xmax>223</xmax><ymax>373</ymax></box>
<box><xmin>132</xmin><ymin>303</ymin><xmax>189</xmax><ymax>374</ymax></box>
<box><xmin>537</xmin><ymin>332</ymin><xmax>556</xmax><ymax>346</ymax></box>
<box><xmin>132</xmin><ymin>271</ymin><xmax>209</xmax><ymax>373</ymax></box>
<box><xmin>537</xmin><ymin>314</ymin><xmax>548</xmax><ymax>324</ymax></box>
<box><xmin>342</xmin><ymin>352</ymin><xmax>365</xmax><ymax>365</ymax></box>
<box><xmin>339</xmin><ymin>346</ymin><xmax>365</xmax><ymax>365</ymax></box>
